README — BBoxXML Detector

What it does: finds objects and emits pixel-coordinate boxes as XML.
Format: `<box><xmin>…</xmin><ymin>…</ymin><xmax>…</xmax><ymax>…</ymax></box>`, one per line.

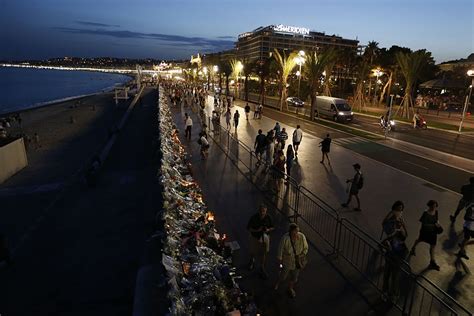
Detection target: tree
<box><xmin>219</xmin><ymin>59</ymin><xmax>232</xmax><ymax>96</ymax></box>
<box><xmin>363</xmin><ymin>41</ymin><xmax>380</xmax><ymax>100</ymax></box>
<box><xmin>377</xmin><ymin>46</ymin><xmax>411</xmax><ymax>104</ymax></box>
<box><xmin>255</xmin><ymin>57</ymin><xmax>272</xmax><ymax>105</ymax></box>
<box><xmin>352</xmin><ymin>57</ymin><xmax>370</xmax><ymax>111</ymax></box>
<box><xmin>304</xmin><ymin>48</ymin><xmax>337</xmax><ymax>119</ymax></box>
<box><xmin>395</xmin><ymin>50</ymin><xmax>433</xmax><ymax>118</ymax></box>
<box><xmin>273</xmin><ymin>49</ymin><xmax>298</xmax><ymax>111</ymax></box>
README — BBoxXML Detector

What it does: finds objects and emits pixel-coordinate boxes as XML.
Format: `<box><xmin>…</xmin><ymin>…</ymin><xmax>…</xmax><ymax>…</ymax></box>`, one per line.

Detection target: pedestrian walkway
<box><xmin>200</xmin><ymin>97</ymin><xmax>473</xmax><ymax>312</ymax></box>
<box><xmin>171</xmin><ymin>103</ymin><xmax>373</xmax><ymax>315</ymax></box>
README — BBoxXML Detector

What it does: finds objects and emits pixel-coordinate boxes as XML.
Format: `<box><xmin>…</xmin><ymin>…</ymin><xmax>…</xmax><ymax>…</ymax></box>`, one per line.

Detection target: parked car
<box><xmin>286</xmin><ymin>97</ymin><xmax>305</xmax><ymax>107</ymax></box>
<box><xmin>314</xmin><ymin>96</ymin><xmax>353</xmax><ymax>122</ymax></box>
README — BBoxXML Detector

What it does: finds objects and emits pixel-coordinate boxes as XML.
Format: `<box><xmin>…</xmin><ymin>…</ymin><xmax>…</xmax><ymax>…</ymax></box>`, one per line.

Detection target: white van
<box><xmin>315</xmin><ymin>96</ymin><xmax>353</xmax><ymax>122</ymax></box>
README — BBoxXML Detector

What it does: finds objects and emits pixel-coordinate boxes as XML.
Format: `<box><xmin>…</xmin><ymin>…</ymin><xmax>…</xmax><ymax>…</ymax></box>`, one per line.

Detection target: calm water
<box><xmin>0</xmin><ymin>67</ymin><xmax>132</xmax><ymax>115</ymax></box>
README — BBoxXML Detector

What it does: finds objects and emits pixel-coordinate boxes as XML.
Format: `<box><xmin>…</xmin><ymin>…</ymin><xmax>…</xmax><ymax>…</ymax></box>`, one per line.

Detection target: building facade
<box><xmin>236</xmin><ymin>24</ymin><xmax>359</xmax><ymax>62</ymax></box>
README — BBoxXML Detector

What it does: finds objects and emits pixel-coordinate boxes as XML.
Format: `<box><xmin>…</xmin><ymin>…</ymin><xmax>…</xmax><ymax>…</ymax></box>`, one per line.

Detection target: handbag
<box><xmin>435</xmin><ymin>225</ymin><xmax>444</xmax><ymax>235</ymax></box>
<box><xmin>290</xmin><ymin>236</ymin><xmax>307</xmax><ymax>270</ymax></box>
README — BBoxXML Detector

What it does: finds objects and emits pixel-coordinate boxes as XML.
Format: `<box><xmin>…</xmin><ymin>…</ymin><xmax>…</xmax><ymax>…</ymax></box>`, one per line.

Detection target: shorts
<box><xmin>249</xmin><ymin>234</ymin><xmax>269</xmax><ymax>256</ymax></box>
<box><xmin>463</xmin><ymin>227</ymin><xmax>474</xmax><ymax>240</ymax></box>
<box><xmin>255</xmin><ymin>147</ymin><xmax>265</xmax><ymax>156</ymax></box>
<box><xmin>418</xmin><ymin>230</ymin><xmax>437</xmax><ymax>245</ymax></box>
<box><xmin>279</xmin><ymin>266</ymin><xmax>300</xmax><ymax>283</ymax></box>
<box><xmin>293</xmin><ymin>141</ymin><xmax>301</xmax><ymax>146</ymax></box>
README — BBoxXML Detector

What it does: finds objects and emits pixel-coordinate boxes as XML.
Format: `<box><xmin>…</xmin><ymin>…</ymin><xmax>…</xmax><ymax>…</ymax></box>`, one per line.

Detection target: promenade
<box><xmin>171</xmin><ymin>102</ymin><xmax>373</xmax><ymax>315</ymax></box>
<box><xmin>199</xmin><ymin>96</ymin><xmax>473</xmax><ymax>312</ymax></box>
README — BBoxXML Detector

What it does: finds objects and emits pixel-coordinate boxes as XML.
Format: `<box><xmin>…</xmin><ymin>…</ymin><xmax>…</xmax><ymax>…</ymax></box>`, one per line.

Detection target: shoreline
<box><xmin>0</xmin><ymin>66</ymin><xmax>135</xmax><ymax>117</ymax></box>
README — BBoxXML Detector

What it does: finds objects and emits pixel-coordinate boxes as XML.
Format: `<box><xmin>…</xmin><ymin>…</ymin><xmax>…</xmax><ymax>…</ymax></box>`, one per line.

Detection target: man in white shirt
<box><xmin>292</xmin><ymin>125</ymin><xmax>303</xmax><ymax>157</ymax></box>
<box><xmin>184</xmin><ymin>113</ymin><xmax>193</xmax><ymax>140</ymax></box>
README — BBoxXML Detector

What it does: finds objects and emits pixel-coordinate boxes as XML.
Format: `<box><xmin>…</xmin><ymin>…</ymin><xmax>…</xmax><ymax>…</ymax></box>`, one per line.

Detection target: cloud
<box><xmin>53</xmin><ymin>27</ymin><xmax>234</xmax><ymax>51</ymax></box>
<box><xmin>75</xmin><ymin>21</ymin><xmax>120</xmax><ymax>28</ymax></box>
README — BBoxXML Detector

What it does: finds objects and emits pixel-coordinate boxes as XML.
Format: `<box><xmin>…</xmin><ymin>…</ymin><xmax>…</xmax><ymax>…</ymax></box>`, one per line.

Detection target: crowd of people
<box><xmin>159</xmin><ymin>79</ymin><xmax>474</xmax><ymax>304</ymax></box>
<box><xmin>415</xmin><ymin>93</ymin><xmax>463</xmax><ymax>110</ymax></box>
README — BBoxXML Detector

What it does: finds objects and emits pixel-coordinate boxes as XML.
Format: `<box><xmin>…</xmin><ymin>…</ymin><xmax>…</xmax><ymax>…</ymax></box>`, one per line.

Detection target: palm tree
<box><xmin>273</xmin><ymin>49</ymin><xmax>298</xmax><ymax>111</ymax></box>
<box><xmin>363</xmin><ymin>41</ymin><xmax>380</xmax><ymax>100</ymax></box>
<box><xmin>322</xmin><ymin>50</ymin><xmax>338</xmax><ymax>96</ymax></box>
<box><xmin>230</xmin><ymin>59</ymin><xmax>243</xmax><ymax>98</ymax></box>
<box><xmin>219</xmin><ymin>60</ymin><xmax>232</xmax><ymax>96</ymax></box>
<box><xmin>304</xmin><ymin>48</ymin><xmax>337</xmax><ymax>119</ymax></box>
<box><xmin>352</xmin><ymin>58</ymin><xmax>370</xmax><ymax>111</ymax></box>
<box><xmin>395</xmin><ymin>50</ymin><xmax>432</xmax><ymax>118</ymax></box>
<box><xmin>255</xmin><ymin>57</ymin><xmax>272</xmax><ymax>105</ymax></box>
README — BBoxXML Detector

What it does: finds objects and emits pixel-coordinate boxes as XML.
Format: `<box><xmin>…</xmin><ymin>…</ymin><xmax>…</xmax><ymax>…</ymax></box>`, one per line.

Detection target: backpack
<box><xmin>357</xmin><ymin>173</ymin><xmax>364</xmax><ymax>189</ymax></box>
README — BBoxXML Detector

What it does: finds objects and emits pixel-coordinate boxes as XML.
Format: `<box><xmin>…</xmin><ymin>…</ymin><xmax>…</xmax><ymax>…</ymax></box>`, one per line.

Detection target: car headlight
<box><xmin>350</xmin><ymin>112</ymin><xmax>354</xmax><ymax>115</ymax></box>
<box><xmin>390</xmin><ymin>120</ymin><xmax>395</xmax><ymax>125</ymax></box>
<box><xmin>338</xmin><ymin>112</ymin><xmax>345</xmax><ymax>115</ymax></box>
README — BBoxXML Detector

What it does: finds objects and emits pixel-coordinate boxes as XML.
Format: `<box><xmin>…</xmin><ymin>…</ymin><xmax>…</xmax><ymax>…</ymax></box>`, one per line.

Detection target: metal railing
<box><xmin>198</xmin><ymin>109</ymin><xmax>471</xmax><ymax>316</ymax></box>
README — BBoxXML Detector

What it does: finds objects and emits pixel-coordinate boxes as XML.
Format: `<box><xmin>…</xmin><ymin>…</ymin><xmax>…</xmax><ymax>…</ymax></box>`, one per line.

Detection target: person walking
<box><xmin>233</xmin><ymin>110</ymin><xmax>240</xmax><ymax>131</ymax></box>
<box><xmin>254</xmin><ymin>103</ymin><xmax>259</xmax><ymax>119</ymax></box>
<box><xmin>457</xmin><ymin>202</ymin><xmax>474</xmax><ymax>260</ymax></box>
<box><xmin>286</xmin><ymin>145</ymin><xmax>295</xmax><ymax>184</ymax></box>
<box><xmin>450</xmin><ymin>177</ymin><xmax>474</xmax><ymax>223</ymax></box>
<box><xmin>272</xmin><ymin>149</ymin><xmax>286</xmax><ymax>192</ymax></box>
<box><xmin>292</xmin><ymin>125</ymin><xmax>303</xmax><ymax>157</ymax></box>
<box><xmin>254</xmin><ymin>129</ymin><xmax>267</xmax><ymax>164</ymax></box>
<box><xmin>244</xmin><ymin>104</ymin><xmax>251</xmax><ymax>121</ymax></box>
<box><xmin>184</xmin><ymin>113</ymin><xmax>193</xmax><ymax>140</ymax></box>
<box><xmin>278</xmin><ymin>128</ymin><xmax>288</xmax><ymax>149</ymax></box>
<box><xmin>265</xmin><ymin>132</ymin><xmax>275</xmax><ymax>168</ymax></box>
<box><xmin>225</xmin><ymin>108</ymin><xmax>232</xmax><ymax>130</ymax></box>
<box><xmin>381</xmin><ymin>209</ymin><xmax>408</xmax><ymax>302</ymax></box>
<box><xmin>198</xmin><ymin>132</ymin><xmax>210</xmax><ymax>159</ymax></box>
<box><xmin>258</xmin><ymin>104</ymin><xmax>263</xmax><ymax>119</ymax></box>
<box><xmin>342</xmin><ymin>163</ymin><xmax>363</xmax><ymax>211</ymax></box>
<box><xmin>409</xmin><ymin>200</ymin><xmax>442</xmax><ymax>270</ymax></box>
<box><xmin>273</xmin><ymin>122</ymin><xmax>281</xmax><ymax>138</ymax></box>
<box><xmin>247</xmin><ymin>204</ymin><xmax>274</xmax><ymax>279</ymax></box>
<box><xmin>319</xmin><ymin>134</ymin><xmax>332</xmax><ymax>165</ymax></box>
<box><xmin>274</xmin><ymin>223</ymin><xmax>308</xmax><ymax>298</ymax></box>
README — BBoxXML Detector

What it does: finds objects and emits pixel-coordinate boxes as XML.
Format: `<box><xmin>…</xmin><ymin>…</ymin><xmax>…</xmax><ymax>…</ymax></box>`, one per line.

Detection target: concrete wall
<box><xmin>0</xmin><ymin>137</ymin><xmax>28</xmax><ymax>184</ymax></box>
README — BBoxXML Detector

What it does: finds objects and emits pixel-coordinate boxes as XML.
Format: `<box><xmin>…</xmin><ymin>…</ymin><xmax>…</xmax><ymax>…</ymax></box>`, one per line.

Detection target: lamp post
<box><xmin>295</xmin><ymin>50</ymin><xmax>305</xmax><ymax>99</ymax></box>
<box><xmin>373</xmin><ymin>68</ymin><xmax>383</xmax><ymax>105</ymax></box>
<box><xmin>212</xmin><ymin>65</ymin><xmax>218</xmax><ymax>91</ymax></box>
<box><xmin>236</xmin><ymin>61</ymin><xmax>243</xmax><ymax>98</ymax></box>
<box><xmin>459</xmin><ymin>69</ymin><xmax>474</xmax><ymax>133</ymax></box>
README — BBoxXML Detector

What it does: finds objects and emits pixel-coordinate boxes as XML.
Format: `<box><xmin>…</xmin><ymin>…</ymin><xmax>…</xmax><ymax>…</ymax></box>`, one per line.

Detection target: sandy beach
<box><xmin>1</xmin><ymin>92</ymin><xmax>130</xmax><ymax>188</ymax></box>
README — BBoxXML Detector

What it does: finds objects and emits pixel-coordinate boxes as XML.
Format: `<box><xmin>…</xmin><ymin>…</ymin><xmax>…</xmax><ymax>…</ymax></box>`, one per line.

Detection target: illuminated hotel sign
<box><xmin>238</xmin><ymin>32</ymin><xmax>253</xmax><ymax>39</ymax></box>
<box><xmin>272</xmin><ymin>24</ymin><xmax>310</xmax><ymax>35</ymax></box>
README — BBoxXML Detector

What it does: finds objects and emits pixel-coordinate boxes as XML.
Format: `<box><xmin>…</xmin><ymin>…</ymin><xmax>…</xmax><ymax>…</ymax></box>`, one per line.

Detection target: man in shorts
<box><xmin>247</xmin><ymin>204</ymin><xmax>274</xmax><ymax>279</ymax></box>
<box><xmin>457</xmin><ymin>203</ymin><xmax>474</xmax><ymax>260</ymax></box>
<box><xmin>254</xmin><ymin>129</ymin><xmax>267</xmax><ymax>164</ymax></box>
<box><xmin>292</xmin><ymin>125</ymin><xmax>303</xmax><ymax>157</ymax></box>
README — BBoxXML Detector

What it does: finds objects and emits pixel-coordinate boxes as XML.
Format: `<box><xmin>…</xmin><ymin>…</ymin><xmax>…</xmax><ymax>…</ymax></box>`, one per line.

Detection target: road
<box><xmin>244</xmin><ymin>92</ymin><xmax>474</xmax><ymax>160</ymax></box>
<box><xmin>0</xmin><ymin>89</ymin><xmax>159</xmax><ymax>316</ymax></box>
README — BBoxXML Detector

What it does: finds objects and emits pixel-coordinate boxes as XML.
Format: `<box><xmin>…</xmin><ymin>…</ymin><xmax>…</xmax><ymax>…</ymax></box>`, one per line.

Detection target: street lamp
<box><xmin>212</xmin><ymin>65</ymin><xmax>218</xmax><ymax>91</ymax></box>
<box><xmin>373</xmin><ymin>68</ymin><xmax>383</xmax><ymax>104</ymax></box>
<box><xmin>295</xmin><ymin>50</ymin><xmax>305</xmax><ymax>99</ymax></box>
<box><xmin>459</xmin><ymin>69</ymin><xmax>474</xmax><ymax>133</ymax></box>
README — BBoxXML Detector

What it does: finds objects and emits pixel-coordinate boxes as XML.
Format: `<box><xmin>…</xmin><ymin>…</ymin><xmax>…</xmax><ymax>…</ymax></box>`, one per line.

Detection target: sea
<box><xmin>0</xmin><ymin>67</ymin><xmax>132</xmax><ymax>115</ymax></box>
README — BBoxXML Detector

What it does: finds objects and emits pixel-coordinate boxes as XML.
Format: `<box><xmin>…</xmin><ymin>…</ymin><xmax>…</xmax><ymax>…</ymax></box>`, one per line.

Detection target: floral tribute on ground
<box><xmin>157</xmin><ymin>87</ymin><xmax>257</xmax><ymax>315</ymax></box>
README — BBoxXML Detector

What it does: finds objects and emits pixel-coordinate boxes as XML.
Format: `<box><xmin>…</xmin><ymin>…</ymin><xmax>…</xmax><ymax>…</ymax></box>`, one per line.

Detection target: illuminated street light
<box><xmin>459</xmin><ymin>69</ymin><xmax>474</xmax><ymax>133</ymax></box>
<box><xmin>295</xmin><ymin>51</ymin><xmax>305</xmax><ymax>98</ymax></box>
<box><xmin>213</xmin><ymin>65</ymin><xmax>218</xmax><ymax>72</ymax></box>
<box><xmin>373</xmin><ymin>68</ymin><xmax>384</xmax><ymax>104</ymax></box>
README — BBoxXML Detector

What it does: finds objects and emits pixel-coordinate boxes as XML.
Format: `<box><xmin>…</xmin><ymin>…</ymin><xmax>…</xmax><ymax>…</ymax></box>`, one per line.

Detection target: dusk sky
<box><xmin>1</xmin><ymin>0</ymin><xmax>472</xmax><ymax>63</ymax></box>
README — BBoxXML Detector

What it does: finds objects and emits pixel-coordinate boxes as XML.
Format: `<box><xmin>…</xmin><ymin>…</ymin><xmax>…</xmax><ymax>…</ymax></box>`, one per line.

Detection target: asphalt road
<box><xmin>0</xmin><ymin>89</ymin><xmax>159</xmax><ymax>316</ymax></box>
<box><xmin>352</xmin><ymin>114</ymin><xmax>474</xmax><ymax>160</ymax></box>
<box><xmin>238</xmin><ymin>102</ymin><xmax>472</xmax><ymax>194</ymax></box>
<box><xmin>245</xmin><ymin>93</ymin><xmax>474</xmax><ymax>160</ymax></box>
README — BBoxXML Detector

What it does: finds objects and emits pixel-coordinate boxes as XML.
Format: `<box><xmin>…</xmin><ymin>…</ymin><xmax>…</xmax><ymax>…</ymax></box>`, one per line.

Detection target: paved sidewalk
<box><xmin>201</xmin><ymin>97</ymin><xmax>473</xmax><ymax>312</ymax></box>
<box><xmin>172</xmin><ymin>104</ymin><xmax>374</xmax><ymax>315</ymax></box>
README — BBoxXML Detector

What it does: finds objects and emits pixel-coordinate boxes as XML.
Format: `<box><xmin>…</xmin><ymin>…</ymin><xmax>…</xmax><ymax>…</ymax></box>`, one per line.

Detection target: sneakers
<box><xmin>429</xmin><ymin>261</ymin><xmax>440</xmax><ymax>271</ymax></box>
<box><xmin>288</xmin><ymin>288</ymin><xmax>296</xmax><ymax>298</ymax></box>
<box><xmin>457</xmin><ymin>251</ymin><xmax>469</xmax><ymax>260</ymax></box>
<box><xmin>450</xmin><ymin>215</ymin><xmax>456</xmax><ymax>224</ymax></box>
<box><xmin>247</xmin><ymin>259</ymin><xmax>254</xmax><ymax>271</ymax></box>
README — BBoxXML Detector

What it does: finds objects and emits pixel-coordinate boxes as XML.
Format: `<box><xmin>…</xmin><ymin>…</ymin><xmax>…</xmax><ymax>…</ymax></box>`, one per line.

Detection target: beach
<box><xmin>1</xmin><ymin>91</ymin><xmax>128</xmax><ymax>188</ymax></box>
